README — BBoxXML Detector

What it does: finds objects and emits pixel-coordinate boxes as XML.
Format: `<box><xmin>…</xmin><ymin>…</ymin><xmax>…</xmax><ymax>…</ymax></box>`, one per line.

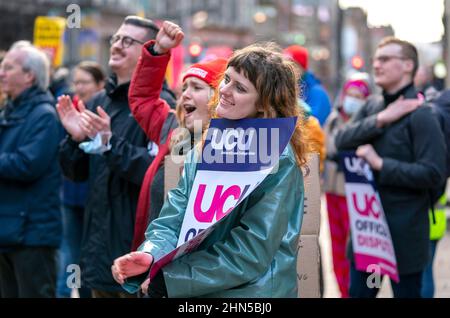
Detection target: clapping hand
<box><xmin>79</xmin><ymin>106</ymin><xmax>111</xmax><ymax>140</ymax></box>
<box><xmin>56</xmin><ymin>95</ymin><xmax>87</xmax><ymax>142</ymax></box>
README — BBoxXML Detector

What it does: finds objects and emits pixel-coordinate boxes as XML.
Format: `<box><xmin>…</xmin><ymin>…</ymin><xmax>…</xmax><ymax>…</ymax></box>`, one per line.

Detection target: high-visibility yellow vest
<box><xmin>429</xmin><ymin>194</ymin><xmax>447</xmax><ymax>241</ymax></box>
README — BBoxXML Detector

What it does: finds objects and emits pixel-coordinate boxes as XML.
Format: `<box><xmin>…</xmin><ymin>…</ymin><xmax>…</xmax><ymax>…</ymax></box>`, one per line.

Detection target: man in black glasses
<box><xmin>58</xmin><ymin>16</ymin><xmax>175</xmax><ymax>298</ymax></box>
<box><xmin>335</xmin><ymin>37</ymin><xmax>446</xmax><ymax>298</ymax></box>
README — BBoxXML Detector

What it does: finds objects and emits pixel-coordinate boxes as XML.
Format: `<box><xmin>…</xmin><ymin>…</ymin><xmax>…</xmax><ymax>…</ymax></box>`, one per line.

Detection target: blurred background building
<box><xmin>0</xmin><ymin>0</ymin><xmax>448</xmax><ymax>99</ymax></box>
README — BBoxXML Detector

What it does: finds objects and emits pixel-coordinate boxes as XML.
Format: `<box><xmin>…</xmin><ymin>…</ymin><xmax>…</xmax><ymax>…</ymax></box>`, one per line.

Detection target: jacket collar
<box><xmin>105</xmin><ymin>75</ymin><xmax>130</xmax><ymax>102</ymax></box>
<box><xmin>3</xmin><ymin>86</ymin><xmax>54</xmax><ymax>122</ymax></box>
<box><xmin>382</xmin><ymin>83</ymin><xmax>416</xmax><ymax>106</ymax></box>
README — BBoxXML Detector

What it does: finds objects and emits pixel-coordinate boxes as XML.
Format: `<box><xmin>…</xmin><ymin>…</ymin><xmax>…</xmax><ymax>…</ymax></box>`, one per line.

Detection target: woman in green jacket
<box><xmin>112</xmin><ymin>21</ymin><xmax>308</xmax><ymax>298</ymax></box>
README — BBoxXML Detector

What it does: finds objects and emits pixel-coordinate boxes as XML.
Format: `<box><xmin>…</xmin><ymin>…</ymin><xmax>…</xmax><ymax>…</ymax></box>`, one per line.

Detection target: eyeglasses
<box><xmin>109</xmin><ymin>34</ymin><xmax>145</xmax><ymax>48</ymax></box>
<box><xmin>372</xmin><ymin>55</ymin><xmax>409</xmax><ymax>64</ymax></box>
<box><xmin>73</xmin><ymin>80</ymin><xmax>95</xmax><ymax>86</ymax></box>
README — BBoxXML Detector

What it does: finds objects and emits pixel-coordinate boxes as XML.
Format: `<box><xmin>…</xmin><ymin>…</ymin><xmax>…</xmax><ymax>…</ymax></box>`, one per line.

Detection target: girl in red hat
<box><xmin>126</xmin><ymin>24</ymin><xmax>228</xmax><ymax>255</ymax></box>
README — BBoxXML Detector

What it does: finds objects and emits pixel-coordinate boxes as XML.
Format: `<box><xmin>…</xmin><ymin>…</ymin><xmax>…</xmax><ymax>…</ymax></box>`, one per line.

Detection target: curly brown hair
<box><xmin>209</xmin><ymin>42</ymin><xmax>309</xmax><ymax>167</ymax></box>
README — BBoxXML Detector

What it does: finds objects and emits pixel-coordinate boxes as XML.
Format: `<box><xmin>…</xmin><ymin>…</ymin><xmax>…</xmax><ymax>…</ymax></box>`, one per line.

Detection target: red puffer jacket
<box><xmin>129</xmin><ymin>41</ymin><xmax>178</xmax><ymax>250</ymax></box>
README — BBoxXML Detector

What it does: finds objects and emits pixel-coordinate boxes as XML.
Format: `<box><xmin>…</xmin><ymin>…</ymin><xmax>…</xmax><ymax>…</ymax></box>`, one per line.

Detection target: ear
<box><xmin>23</xmin><ymin>71</ymin><xmax>35</xmax><ymax>86</ymax></box>
<box><xmin>404</xmin><ymin>59</ymin><xmax>415</xmax><ymax>75</ymax></box>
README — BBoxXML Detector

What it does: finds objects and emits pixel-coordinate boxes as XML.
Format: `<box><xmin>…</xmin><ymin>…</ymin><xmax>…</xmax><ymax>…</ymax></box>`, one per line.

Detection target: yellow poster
<box><xmin>33</xmin><ymin>16</ymin><xmax>66</xmax><ymax>67</ymax></box>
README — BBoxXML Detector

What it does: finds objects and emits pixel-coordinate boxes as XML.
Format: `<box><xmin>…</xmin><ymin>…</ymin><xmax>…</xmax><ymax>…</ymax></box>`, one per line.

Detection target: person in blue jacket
<box><xmin>284</xmin><ymin>45</ymin><xmax>332</xmax><ymax>126</ymax></box>
<box><xmin>0</xmin><ymin>44</ymin><xmax>62</xmax><ymax>297</ymax></box>
<box><xmin>112</xmin><ymin>21</ymin><xmax>308</xmax><ymax>298</ymax></box>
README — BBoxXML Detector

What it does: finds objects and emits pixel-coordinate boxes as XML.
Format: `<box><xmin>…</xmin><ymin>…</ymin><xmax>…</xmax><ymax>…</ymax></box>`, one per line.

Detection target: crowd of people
<box><xmin>0</xmin><ymin>15</ymin><xmax>448</xmax><ymax>298</ymax></box>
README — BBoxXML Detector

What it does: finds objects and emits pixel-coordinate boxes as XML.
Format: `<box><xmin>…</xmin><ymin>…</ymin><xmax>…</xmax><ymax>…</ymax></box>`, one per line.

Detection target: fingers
<box><xmin>79</xmin><ymin>116</ymin><xmax>97</xmax><ymax>138</ymax></box>
<box><xmin>55</xmin><ymin>102</ymin><xmax>65</xmax><ymax>118</ymax></box>
<box><xmin>175</xmin><ymin>30</ymin><xmax>185</xmax><ymax>43</ymax></box>
<box><xmin>128</xmin><ymin>252</ymin><xmax>153</xmax><ymax>267</ymax></box>
<box><xmin>112</xmin><ymin>257</ymin><xmax>127</xmax><ymax>284</ymax></box>
<box><xmin>163</xmin><ymin>21</ymin><xmax>183</xmax><ymax>41</ymax></box>
<box><xmin>78</xmin><ymin>99</ymin><xmax>86</xmax><ymax>112</ymax></box>
<box><xmin>164</xmin><ymin>21</ymin><xmax>179</xmax><ymax>35</ymax></box>
<box><xmin>56</xmin><ymin>95</ymin><xmax>73</xmax><ymax>114</ymax></box>
<box><xmin>96</xmin><ymin>106</ymin><xmax>109</xmax><ymax>120</ymax></box>
<box><xmin>356</xmin><ymin>145</ymin><xmax>365</xmax><ymax>157</ymax></box>
<box><xmin>112</xmin><ymin>264</ymin><xmax>126</xmax><ymax>284</ymax></box>
<box><xmin>141</xmin><ymin>278</ymin><xmax>151</xmax><ymax>295</ymax></box>
<box><xmin>112</xmin><ymin>254</ymin><xmax>136</xmax><ymax>284</ymax></box>
<box><xmin>356</xmin><ymin>144</ymin><xmax>371</xmax><ymax>158</ymax></box>
<box><xmin>81</xmin><ymin>109</ymin><xmax>109</xmax><ymax>133</ymax></box>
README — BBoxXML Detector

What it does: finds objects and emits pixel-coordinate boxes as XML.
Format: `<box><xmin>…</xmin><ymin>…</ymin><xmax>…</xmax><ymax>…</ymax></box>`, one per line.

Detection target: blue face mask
<box><xmin>342</xmin><ymin>96</ymin><xmax>365</xmax><ymax>115</ymax></box>
<box><xmin>79</xmin><ymin>132</ymin><xmax>112</xmax><ymax>155</ymax></box>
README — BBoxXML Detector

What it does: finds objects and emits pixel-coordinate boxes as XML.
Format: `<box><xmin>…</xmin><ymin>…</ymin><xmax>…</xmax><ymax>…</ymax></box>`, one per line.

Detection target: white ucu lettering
<box><xmin>210</xmin><ymin>128</ymin><xmax>255</xmax><ymax>151</ymax></box>
<box><xmin>344</xmin><ymin>157</ymin><xmax>373</xmax><ymax>181</ymax></box>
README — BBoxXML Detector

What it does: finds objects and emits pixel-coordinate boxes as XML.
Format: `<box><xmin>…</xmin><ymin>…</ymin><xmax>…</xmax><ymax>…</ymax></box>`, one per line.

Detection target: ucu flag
<box><xmin>340</xmin><ymin>152</ymin><xmax>399</xmax><ymax>283</ymax></box>
<box><xmin>148</xmin><ymin>118</ymin><xmax>296</xmax><ymax>280</ymax></box>
<box><xmin>176</xmin><ymin>117</ymin><xmax>296</xmax><ymax>247</ymax></box>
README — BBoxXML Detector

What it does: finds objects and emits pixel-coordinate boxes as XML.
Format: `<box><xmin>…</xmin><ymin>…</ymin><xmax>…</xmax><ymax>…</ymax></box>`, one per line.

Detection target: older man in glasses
<box><xmin>57</xmin><ymin>16</ymin><xmax>176</xmax><ymax>298</ymax></box>
<box><xmin>335</xmin><ymin>37</ymin><xmax>446</xmax><ymax>298</ymax></box>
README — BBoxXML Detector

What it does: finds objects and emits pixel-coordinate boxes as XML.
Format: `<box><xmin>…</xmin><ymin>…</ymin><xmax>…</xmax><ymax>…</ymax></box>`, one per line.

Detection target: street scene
<box><xmin>0</xmin><ymin>0</ymin><xmax>449</xmax><ymax>299</ymax></box>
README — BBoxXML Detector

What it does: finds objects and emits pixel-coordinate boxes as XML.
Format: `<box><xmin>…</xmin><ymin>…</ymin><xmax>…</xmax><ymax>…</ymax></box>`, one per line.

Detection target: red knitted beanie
<box><xmin>284</xmin><ymin>45</ymin><xmax>309</xmax><ymax>70</ymax></box>
<box><xmin>182</xmin><ymin>58</ymin><xmax>228</xmax><ymax>88</ymax></box>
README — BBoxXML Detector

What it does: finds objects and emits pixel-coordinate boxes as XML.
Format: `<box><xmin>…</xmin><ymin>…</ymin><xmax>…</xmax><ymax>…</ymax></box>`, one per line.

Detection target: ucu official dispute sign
<box><xmin>340</xmin><ymin>153</ymin><xmax>399</xmax><ymax>283</ymax></box>
<box><xmin>148</xmin><ymin>117</ymin><xmax>297</xmax><ymax>280</ymax></box>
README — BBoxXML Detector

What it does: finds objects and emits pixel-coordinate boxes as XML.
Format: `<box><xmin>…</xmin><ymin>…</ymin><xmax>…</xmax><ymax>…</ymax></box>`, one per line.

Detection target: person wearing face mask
<box><xmin>112</xmin><ymin>21</ymin><xmax>308</xmax><ymax>298</ymax></box>
<box><xmin>322</xmin><ymin>77</ymin><xmax>370</xmax><ymax>298</ymax></box>
<box><xmin>335</xmin><ymin>37</ymin><xmax>446</xmax><ymax>298</ymax></box>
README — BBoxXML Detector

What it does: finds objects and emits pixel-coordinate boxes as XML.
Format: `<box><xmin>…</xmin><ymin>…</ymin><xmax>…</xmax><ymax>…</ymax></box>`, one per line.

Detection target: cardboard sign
<box><xmin>300</xmin><ymin>153</ymin><xmax>321</xmax><ymax>235</ymax></box>
<box><xmin>297</xmin><ymin>235</ymin><xmax>320</xmax><ymax>298</ymax></box>
<box><xmin>340</xmin><ymin>152</ymin><xmax>399</xmax><ymax>282</ymax></box>
<box><xmin>148</xmin><ymin>117</ymin><xmax>297</xmax><ymax>280</ymax></box>
<box><xmin>297</xmin><ymin>154</ymin><xmax>321</xmax><ymax>298</ymax></box>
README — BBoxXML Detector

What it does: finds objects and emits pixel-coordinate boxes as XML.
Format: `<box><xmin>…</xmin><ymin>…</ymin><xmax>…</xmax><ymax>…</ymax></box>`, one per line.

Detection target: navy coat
<box><xmin>0</xmin><ymin>86</ymin><xmax>62</xmax><ymax>250</ymax></box>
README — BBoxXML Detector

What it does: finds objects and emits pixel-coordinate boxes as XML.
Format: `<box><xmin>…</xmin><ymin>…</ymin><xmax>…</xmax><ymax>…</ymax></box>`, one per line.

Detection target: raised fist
<box><xmin>153</xmin><ymin>21</ymin><xmax>185</xmax><ymax>54</ymax></box>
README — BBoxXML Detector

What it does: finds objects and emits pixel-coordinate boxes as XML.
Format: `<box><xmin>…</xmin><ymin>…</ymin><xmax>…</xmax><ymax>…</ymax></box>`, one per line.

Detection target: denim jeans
<box><xmin>421</xmin><ymin>240</ymin><xmax>438</xmax><ymax>298</ymax></box>
<box><xmin>56</xmin><ymin>205</ymin><xmax>91</xmax><ymax>298</ymax></box>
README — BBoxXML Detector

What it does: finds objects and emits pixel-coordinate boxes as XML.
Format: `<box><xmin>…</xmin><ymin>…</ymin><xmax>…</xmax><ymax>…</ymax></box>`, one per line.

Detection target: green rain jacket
<box><xmin>125</xmin><ymin>144</ymin><xmax>304</xmax><ymax>298</ymax></box>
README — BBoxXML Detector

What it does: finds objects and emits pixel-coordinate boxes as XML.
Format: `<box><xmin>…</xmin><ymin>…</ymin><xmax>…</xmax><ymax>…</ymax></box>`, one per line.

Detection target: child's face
<box><xmin>216</xmin><ymin>67</ymin><xmax>259</xmax><ymax>120</ymax></box>
<box><xmin>180</xmin><ymin>77</ymin><xmax>212</xmax><ymax>132</ymax></box>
